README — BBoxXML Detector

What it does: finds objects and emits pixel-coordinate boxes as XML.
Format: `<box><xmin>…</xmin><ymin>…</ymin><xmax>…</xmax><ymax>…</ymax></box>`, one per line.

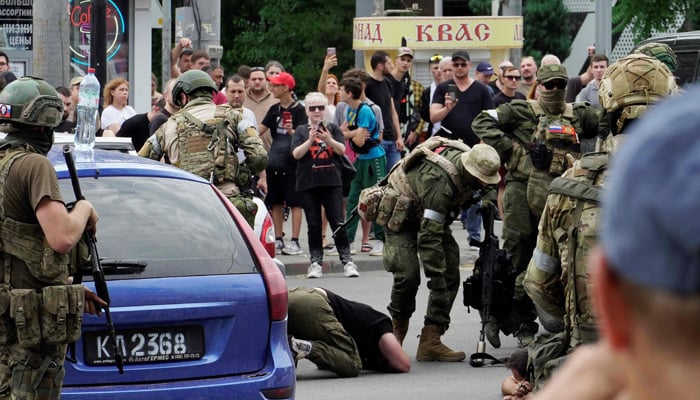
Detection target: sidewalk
<box><xmin>277</xmin><ymin>217</ymin><xmax>503</xmax><ymax>276</ymax></box>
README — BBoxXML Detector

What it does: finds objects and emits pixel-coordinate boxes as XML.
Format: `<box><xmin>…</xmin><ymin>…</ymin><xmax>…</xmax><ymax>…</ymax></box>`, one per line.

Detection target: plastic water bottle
<box><xmin>74</xmin><ymin>68</ymin><xmax>100</xmax><ymax>151</ymax></box>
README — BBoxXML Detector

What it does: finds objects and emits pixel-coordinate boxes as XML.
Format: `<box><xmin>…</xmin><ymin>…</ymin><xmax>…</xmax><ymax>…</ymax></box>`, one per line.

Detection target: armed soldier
<box><xmin>0</xmin><ymin>77</ymin><xmax>106</xmax><ymax>399</ymax></box>
<box><xmin>472</xmin><ymin>64</ymin><xmax>599</xmax><ymax>347</ymax></box>
<box><xmin>139</xmin><ymin>70</ymin><xmax>268</xmax><ymax>227</ymax></box>
<box><xmin>522</xmin><ymin>54</ymin><xmax>677</xmax><ymax>389</ymax></box>
<box><xmin>363</xmin><ymin>137</ymin><xmax>500</xmax><ymax>362</ymax></box>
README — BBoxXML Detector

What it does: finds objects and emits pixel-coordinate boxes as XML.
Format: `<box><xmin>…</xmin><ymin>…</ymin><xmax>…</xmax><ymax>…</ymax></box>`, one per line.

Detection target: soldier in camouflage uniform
<box><xmin>382</xmin><ymin>139</ymin><xmax>501</xmax><ymax>362</ymax></box>
<box><xmin>0</xmin><ymin>77</ymin><xmax>106</xmax><ymax>399</ymax></box>
<box><xmin>522</xmin><ymin>54</ymin><xmax>677</xmax><ymax>389</ymax></box>
<box><xmin>139</xmin><ymin>70</ymin><xmax>267</xmax><ymax>227</ymax></box>
<box><xmin>471</xmin><ymin>65</ymin><xmax>599</xmax><ymax>347</ymax></box>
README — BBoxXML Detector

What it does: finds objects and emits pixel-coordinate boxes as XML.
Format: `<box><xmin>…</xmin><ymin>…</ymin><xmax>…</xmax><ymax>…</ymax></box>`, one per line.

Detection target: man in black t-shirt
<box><xmin>287</xmin><ymin>287</ymin><xmax>410</xmax><ymax>377</ymax></box>
<box><xmin>365</xmin><ymin>50</ymin><xmax>404</xmax><ymax>171</ymax></box>
<box><xmin>430</xmin><ymin>50</ymin><xmax>494</xmax><ymax>147</ymax></box>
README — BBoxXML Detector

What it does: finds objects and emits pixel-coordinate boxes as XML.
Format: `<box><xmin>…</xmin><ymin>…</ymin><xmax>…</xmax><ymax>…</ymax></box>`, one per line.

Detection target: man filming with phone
<box><xmin>430</xmin><ymin>50</ymin><xmax>494</xmax><ymax>147</ymax></box>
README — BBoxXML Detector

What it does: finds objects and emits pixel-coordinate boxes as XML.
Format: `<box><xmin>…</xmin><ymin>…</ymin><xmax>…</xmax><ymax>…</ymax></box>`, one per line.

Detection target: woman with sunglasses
<box><xmin>471</xmin><ymin>64</ymin><xmax>600</xmax><ymax>348</ymax></box>
<box><xmin>291</xmin><ymin>92</ymin><xmax>357</xmax><ymax>279</ymax></box>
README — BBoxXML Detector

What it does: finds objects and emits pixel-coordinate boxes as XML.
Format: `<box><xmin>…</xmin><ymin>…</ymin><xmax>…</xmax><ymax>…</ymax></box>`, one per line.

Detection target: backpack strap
<box><xmin>0</xmin><ymin>149</ymin><xmax>30</xmax><ymax>285</ymax></box>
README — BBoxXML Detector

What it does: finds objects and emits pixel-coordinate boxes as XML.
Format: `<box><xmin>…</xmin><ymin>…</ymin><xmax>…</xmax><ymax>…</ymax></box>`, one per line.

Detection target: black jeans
<box><xmin>300</xmin><ymin>186</ymin><xmax>352</xmax><ymax>264</ymax></box>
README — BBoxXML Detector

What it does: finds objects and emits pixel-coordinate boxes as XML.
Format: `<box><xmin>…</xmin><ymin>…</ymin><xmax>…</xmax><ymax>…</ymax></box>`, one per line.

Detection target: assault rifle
<box><xmin>463</xmin><ymin>203</ymin><xmax>514</xmax><ymax>367</ymax></box>
<box><xmin>63</xmin><ymin>145</ymin><xmax>125</xmax><ymax>374</ymax></box>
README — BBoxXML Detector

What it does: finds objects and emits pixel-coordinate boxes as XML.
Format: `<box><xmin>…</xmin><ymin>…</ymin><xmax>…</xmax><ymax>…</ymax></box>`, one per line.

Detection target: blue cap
<box><xmin>476</xmin><ymin>61</ymin><xmax>494</xmax><ymax>75</ymax></box>
<box><xmin>601</xmin><ymin>86</ymin><xmax>700</xmax><ymax>295</ymax></box>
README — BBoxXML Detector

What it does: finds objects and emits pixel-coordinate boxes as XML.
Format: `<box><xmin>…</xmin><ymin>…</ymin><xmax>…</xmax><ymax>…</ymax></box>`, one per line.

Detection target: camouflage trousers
<box><xmin>287</xmin><ymin>288</ymin><xmax>362</xmax><ymax>378</ymax></box>
<box><xmin>384</xmin><ymin>223</ymin><xmax>461</xmax><ymax>329</ymax></box>
<box><xmin>0</xmin><ymin>342</ymin><xmax>67</xmax><ymax>400</ymax></box>
<box><xmin>499</xmin><ymin>180</ymin><xmax>539</xmax><ymax>334</ymax></box>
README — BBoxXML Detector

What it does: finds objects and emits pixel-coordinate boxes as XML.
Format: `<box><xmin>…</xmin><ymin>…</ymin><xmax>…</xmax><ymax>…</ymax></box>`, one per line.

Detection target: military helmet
<box><xmin>536</xmin><ymin>64</ymin><xmax>568</xmax><ymax>83</ymax></box>
<box><xmin>460</xmin><ymin>144</ymin><xmax>501</xmax><ymax>185</ymax></box>
<box><xmin>632</xmin><ymin>42</ymin><xmax>678</xmax><ymax>72</ymax></box>
<box><xmin>171</xmin><ymin>69</ymin><xmax>217</xmax><ymax>107</ymax></box>
<box><xmin>598</xmin><ymin>53</ymin><xmax>676</xmax><ymax>114</ymax></box>
<box><xmin>0</xmin><ymin>77</ymin><xmax>63</xmax><ymax>129</ymax></box>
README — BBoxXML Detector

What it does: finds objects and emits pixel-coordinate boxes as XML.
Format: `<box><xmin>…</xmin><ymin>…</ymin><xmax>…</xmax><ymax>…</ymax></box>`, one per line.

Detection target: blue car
<box><xmin>49</xmin><ymin>146</ymin><xmax>295</xmax><ymax>399</ymax></box>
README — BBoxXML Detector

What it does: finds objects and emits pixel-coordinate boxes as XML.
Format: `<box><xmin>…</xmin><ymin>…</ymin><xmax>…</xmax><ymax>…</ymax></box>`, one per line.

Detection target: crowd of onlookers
<box><xmin>0</xmin><ymin>40</ymin><xmax>611</xmax><ymax>276</ymax></box>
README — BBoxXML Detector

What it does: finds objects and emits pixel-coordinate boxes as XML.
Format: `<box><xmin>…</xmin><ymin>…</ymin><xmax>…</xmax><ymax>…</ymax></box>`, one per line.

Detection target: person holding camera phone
<box><xmin>291</xmin><ymin>92</ymin><xmax>357</xmax><ymax>278</ymax></box>
<box><xmin>259</xmin><ymin>72</ymin><xmax>308</xmax><ymax>256</ymax></box>
<box><xmin>429</xmin><ymin>50</ymin><xmax>494</xmax><ymax>146</ymax></box>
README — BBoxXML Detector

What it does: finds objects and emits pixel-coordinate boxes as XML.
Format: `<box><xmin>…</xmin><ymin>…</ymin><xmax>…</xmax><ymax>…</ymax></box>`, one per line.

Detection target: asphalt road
<box><xmin>286</xmin><ymin>263</ymin><xmax>521</xmax><ymax>400</ymax></box>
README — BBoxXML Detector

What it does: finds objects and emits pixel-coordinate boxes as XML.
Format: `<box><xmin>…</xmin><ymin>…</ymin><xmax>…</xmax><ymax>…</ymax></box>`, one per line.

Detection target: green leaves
<box><xmin>221</xmin><ymin>0</ymin><xmax>355</xmax><ymax>96</ymax></box>
<box><xmin>522</xmin><ymin>0</ymin><xmax>572</xmax><ymax>64</ymax></box>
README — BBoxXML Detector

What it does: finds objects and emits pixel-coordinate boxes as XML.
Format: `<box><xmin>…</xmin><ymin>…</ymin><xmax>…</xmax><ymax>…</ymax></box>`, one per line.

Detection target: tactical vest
<box><xmin>358</xmin><ymin>136</ymin><xmax>471</xmax><ymax>231</ymax></box>
<box><xmin>0</xmin><ymin>148</ymin><xmax>84</xmax><ymax>349</ymax></box>
<box><xmin>547</xmin><ymin>152</ymin><xmax>607</xmax><ymax>347</ymax></box>
<box><xmin>525</xmin><ymin>101</ymin><xmax>584</xmax><ymax>216</ymax></box>
<box><xmin>175</xmin><ymin>105</ymin><xmax>240</xmax><ymax>185</ymax></box>
<box><xmin>0</xmin><ymin>149</ymin><xmax>69</xmax><ymax>286</ymax></box>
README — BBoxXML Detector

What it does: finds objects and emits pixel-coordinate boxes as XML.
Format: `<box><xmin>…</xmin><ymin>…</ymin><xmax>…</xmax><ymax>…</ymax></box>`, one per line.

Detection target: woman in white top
<box><xmin>101</xmin><ymin>78</ymin><xmax>136</xmax><ymax>132</ymax></box>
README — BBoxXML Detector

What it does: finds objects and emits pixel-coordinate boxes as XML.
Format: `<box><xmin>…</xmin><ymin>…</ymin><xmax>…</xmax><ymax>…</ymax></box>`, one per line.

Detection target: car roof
<box><xmin>53</xmin><ymin>133</ymin><xmax>138</xmax><ymax>155</ymax></box>
<box><xmin>49</xmin><ymin>144</ymin><xmax>209</xmax><ymax>183</ymax></box>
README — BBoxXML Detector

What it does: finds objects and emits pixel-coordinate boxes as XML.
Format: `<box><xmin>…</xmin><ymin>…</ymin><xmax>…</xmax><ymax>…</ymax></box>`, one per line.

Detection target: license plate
<box><xmin>84</xmin><ymin>325</ymin><xmax>205</xmax><ymax>366</ymax></box>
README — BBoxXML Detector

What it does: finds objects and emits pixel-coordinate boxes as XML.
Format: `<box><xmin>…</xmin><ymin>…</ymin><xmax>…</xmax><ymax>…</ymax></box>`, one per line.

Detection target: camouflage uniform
<box><xmin>382</xmin><ymin>138</ymin><xmax>501</xmax><ymax>361</ymax></box>
<box><xmin>522</xmin><ymin>54</ymin><xmax>677</xmax><ymax>388</ymax></box>
<box><xmin>471</xmin><ymin>65</ymin><xmax>599</xmax><ymax>342</ymax></box>
<box><xmin>0</xmin><ymin>78</ymin><xmax>85</xmax><ymax>399</ymax></box>
<box><xmin>139</xmin><ymin>71</ymin><xmax>267</xmax><ymax>226</ymax></box>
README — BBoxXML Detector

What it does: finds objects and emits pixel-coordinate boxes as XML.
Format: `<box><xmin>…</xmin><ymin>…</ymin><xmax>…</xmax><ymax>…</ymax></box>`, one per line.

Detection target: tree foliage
<box><xmin>613</xmin><ymin>0</ymin><xmax>697</xmax><ymax>41</ymax></box>
<box><xmin>522</xmin><ymin>0</ymin><xmax>572</xmax><ymax>64</ymax></box>
<box><xmin>220</xmin><ymin>0</ymin><xmax>356</xmax><ymax>96</ymax></box>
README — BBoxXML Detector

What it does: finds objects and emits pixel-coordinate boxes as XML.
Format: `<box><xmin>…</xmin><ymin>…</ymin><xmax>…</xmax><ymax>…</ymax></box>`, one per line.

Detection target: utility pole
<box><xmin>502</xmin><ymin>0</ymin><xmax>522</xmax><ymax>63</ymax></box>
<box><xmin>32</xmin><ymin>0</ymin><xmax>69</xmax><ymax>86</ymax></box>
<box><xmin>595</xmin><ymin>0</ymin><xmax>612</xmax><ymax>57</ymax></box>
<box><xmin>162</xmin><ymin>0</ymin><xmax>172</xmax><ymax>86</ymax></box>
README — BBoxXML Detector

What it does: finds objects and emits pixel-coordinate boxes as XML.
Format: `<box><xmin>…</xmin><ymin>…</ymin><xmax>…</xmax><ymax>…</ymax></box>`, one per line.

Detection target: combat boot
<box><xmin>392</xmin><ymin>319</ymin><xmax>409</xmax><ymax>346</ymax></box>
<box><xmin>415</xmin><ymin>325</ymin><xmax>466</xmax><ymax>362</ymax></box>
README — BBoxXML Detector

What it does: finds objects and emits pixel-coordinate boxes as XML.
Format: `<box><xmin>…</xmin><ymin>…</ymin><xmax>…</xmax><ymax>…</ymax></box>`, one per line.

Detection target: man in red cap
<box><xmin>258</xmin><ymin>72</ymin><xmax>308</xmax><ymax>256</ymax></box>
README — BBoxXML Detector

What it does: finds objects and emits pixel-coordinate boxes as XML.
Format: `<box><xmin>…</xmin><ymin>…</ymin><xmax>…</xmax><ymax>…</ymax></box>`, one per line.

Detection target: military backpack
<box><xmin>527</xmin><ymin>152</ymin><xmax>607</xmax><ymax>389</ymax></box>
<box><xmin>175</xmin><ymin>105</ymin><xmax>240</xmax><ymax>184</ymax></box>
<box><xmin>358</xmin><ymin>136</ymin><xmax>470</xmax><ymax>231</ymax></box>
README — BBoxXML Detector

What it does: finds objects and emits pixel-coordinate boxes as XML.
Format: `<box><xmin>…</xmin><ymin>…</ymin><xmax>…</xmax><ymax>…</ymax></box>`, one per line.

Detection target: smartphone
<box><xmin>448</xmin><ymin>84</ymin><xmax>457</xmax><ymax>99</ymax></box>
<box><xmin>282</xmin><ymin>111</ymin><xmax>292</xmax><ymax>125</ymax></box>
<box><xmin>327</xmin><ymin>47</ymin><xmax>336</xmax><ymax>55</ymax></box>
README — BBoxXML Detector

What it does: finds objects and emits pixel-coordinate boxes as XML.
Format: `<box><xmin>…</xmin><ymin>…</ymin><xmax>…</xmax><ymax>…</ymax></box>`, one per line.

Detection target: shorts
<box><xmin>264</xmin><ymin>170</ymin><xmax>302</xmax><ymax>208</ymax></box>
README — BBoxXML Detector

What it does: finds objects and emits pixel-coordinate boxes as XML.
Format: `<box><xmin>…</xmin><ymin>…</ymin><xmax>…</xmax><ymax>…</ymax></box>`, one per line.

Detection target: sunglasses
<box><xmin>453</xmin><ymin>62</ymin><xmax>469</xmax><ymax>68</ymax></box>
<box><xmin>249</xmin><ymin>66</ymin><xmax>265</xmax><ymax>72</ymax></box>
<box><xmin>543</xmin><ymin>80</ymin><xmax>567</xmax><ymax>90</ymax></box>
<box><xmin>308</xmin><ymin>105</ymin><xmax>326</xmax><ymax>112</ymax></box>
<box><xmin>504</xmin><ymin>75</ymin><xmax>521</xmax><ymax>81</ymax></box>
<box><xmin>430</xmin><ymin>54</ymin><xmax>443</xmax><ymax>63</ymax></box>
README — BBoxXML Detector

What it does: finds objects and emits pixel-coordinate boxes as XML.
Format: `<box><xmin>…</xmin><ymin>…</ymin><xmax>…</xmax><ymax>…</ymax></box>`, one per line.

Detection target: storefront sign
<box><xmin>353</xmin><ymin>16</ymin><xmax>523</xmax><ymax>50</ymax></box>
<box><xmin>0</xmin><ymin>0</ymin><xmax>33</xmax><ymax>50</ymax></box>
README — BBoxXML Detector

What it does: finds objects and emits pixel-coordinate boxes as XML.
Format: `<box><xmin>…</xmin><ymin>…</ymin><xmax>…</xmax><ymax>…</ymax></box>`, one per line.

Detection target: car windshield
<box><xmin>59</xmin><ymin>176</ymin><xmax>257</xmax><ymax>279</ymax></box>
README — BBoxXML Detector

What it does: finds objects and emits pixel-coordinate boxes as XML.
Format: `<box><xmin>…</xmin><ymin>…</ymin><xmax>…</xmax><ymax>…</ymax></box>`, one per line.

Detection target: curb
<box><xmin>277</xmin><ymin>237</ymin><xmax>481</xmax><ymax>277</ymax></box>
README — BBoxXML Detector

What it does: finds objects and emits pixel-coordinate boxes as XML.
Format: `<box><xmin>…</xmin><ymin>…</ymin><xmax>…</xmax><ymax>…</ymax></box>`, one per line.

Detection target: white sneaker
<box><xmin>306</xmin><ymin>262</ymin><xmax>323</xmax><ymax>279</ymax></box>
<box><xmin>343</xmin><ymin>261</ymin><xmax>360</xmax><ymax>278</ymax></box>
<box><xmin>275</xmin><ymin>239</ymin><xmax>285</xmax><ymax>255</ymax></box>
<box><xmin>282</xmin><ymin>240</ymin><xmax>303</xmax><ymax>255</ymax></box>
<box><xmin>369</xmin><ymin>242</ymin><xmax>384</xmax><ymax>256</ymax></box>
<box><xmin>325</xmin><ymin>246</ymin><xmax>339</xmax><ymax>256</ymax></box>
<box><xmin>349</xmin><ymin>244</ymin><xmax>357</xmax><ymax>255</ymax></box>
<box><xmin>290</xmin><ymin>337</ymin><xmax>313</xmax><ymax>360</ymax></box>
